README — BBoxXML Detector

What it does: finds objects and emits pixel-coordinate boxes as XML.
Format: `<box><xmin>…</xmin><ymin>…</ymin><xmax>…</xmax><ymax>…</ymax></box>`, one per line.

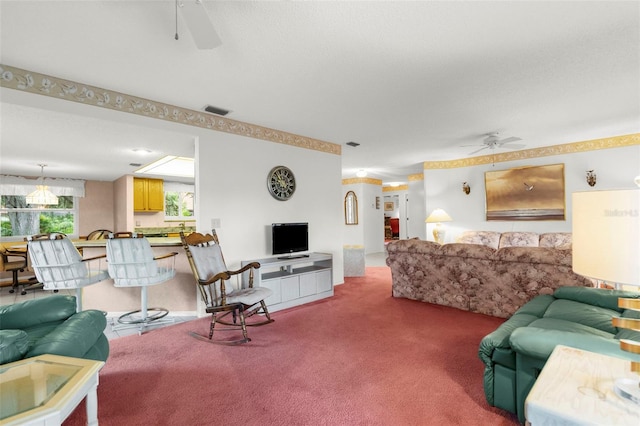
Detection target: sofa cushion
<box><xmin>529</xmin><ymin>316</ymin><xmax>615</xmax><ymax>339</ymax></box>
<box><xmin>496</xmin><ymin>246</ymin><xmax>572</xmax><ymax>267</ymax></box>
<box><xmin>456</xmin><ymin>231</ymin><xmax>501</xmax><ymax>249</ymax></box>
<box><xmin>385</xmin><ymin>238</ymin><xmax>440</xmax><ymax>255</ymax></box>
<box><xmin>0</xmin><ymin>329</ymin><xmax>29</xmax><ymax>364</ymax></box>
<box><xmin>553</xmin><ymin>286</ymin><xmax>640</xmax><ymax>312</ymax></box>
<box><xmin>440</xmin><ymin>243</ymin><xmax>497</xmax><ymax>260</ymax></box>
<box><xmin>509</xmin><ymin>327</ymin><xmax>633</xmax><ymax>362</ymax></box>
<box><xmin>498</xmin><ymin>232</ymin><xmax>539</xmax><ymax>248</ymax></box>
<box><xmin>539</xmin><ymin>232</ymin><xmax>572</xmax><ymax>249</ymax></box>
<box><xmin>0</xmin><ymin>295</ymin><xmax>76</xmax><ymax>329</ymax></box>
<box><xmin>25</xmin><ymin>309</ymin><xmax>108</xmax><ymax>359</ymax></box>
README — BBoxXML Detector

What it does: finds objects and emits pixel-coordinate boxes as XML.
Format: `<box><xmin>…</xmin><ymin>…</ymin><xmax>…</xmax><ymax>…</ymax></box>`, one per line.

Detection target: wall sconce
<box><xmin>586</xmin><ymin>170</ymin><xmax>597</xmax><ymax>187</ymax></box>
<box><xmin>462</xmin><ymin>182</ymin><xmax>470</xmax><ymax>195</ymax></box>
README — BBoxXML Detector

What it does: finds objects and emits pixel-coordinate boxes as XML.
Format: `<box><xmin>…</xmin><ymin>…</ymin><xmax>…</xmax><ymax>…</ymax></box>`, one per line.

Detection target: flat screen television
<box><xmin>272</xmin><ymin>223</ymin><xmax>309</xmax><ymax>258</ymax></box>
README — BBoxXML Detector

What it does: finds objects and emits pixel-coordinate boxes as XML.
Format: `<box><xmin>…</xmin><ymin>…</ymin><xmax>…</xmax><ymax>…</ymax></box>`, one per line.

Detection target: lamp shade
<box><xmin>26</xmin><ymin>185</ymin><xmax>58</xmax><ymax>206</ymax></box>
<box><xmin>572</xmin><ymin>189</ymin><xmax>639</xmax><ymax>286</ymax></box>
<box><xmin>425</xmin><ymin>209</ymin><xmax>453</xmax><ymax>223</ymax></box>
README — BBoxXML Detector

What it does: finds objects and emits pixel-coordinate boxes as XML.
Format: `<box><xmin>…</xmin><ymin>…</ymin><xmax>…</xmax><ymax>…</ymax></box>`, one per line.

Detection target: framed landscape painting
<box><xmin>485</xmin><ymin>163</ymin><xmax>565</xmax><ymax>221</ymax></box>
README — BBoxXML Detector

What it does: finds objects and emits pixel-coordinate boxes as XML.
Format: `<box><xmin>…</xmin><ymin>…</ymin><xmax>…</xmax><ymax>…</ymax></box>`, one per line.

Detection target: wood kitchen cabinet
<box><xmin>133</xmin><ymin>178</ymin><xmax>164</xmax><ymax>212</ymax></box>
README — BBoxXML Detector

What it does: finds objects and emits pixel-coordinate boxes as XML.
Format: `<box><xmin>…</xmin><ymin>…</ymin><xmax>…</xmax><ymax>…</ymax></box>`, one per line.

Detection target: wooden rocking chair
<box><xmin>180</xmin><ymin>230</ymin><xmax>274</xmax><ymax>345</ymax></box>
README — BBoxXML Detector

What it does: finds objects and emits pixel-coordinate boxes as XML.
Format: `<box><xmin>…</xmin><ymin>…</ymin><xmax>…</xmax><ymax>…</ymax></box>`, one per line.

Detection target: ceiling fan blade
<box><xmin>179</xmin><ymin>0</ymin><xmax>222</xmax><ymax>49</ymax></box>
<box><xmin>499</xmin><ymin>143</ymin><xmax>526</xmax><ymax>150</ymax></box>
<box><xmin>468</xmin><ymin>146</ymin><xmax>489</xmax><ymax>155</ymax></box>
<box><xmin>497</xmin><ymin>136</ymin><xmax>522</xmax><ymax>145</ymax></box>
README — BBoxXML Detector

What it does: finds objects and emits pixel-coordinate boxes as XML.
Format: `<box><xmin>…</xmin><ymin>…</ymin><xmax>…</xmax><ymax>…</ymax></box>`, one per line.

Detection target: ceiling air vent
<box><xmin>346</xmin><ymin>141</ymin><xmax>360</xmax><ymax>147</ymax></box>
<box><xmin>203</xmin><ymin>105</ymin><xmax>230</xmax><ymax>116</ymax></box>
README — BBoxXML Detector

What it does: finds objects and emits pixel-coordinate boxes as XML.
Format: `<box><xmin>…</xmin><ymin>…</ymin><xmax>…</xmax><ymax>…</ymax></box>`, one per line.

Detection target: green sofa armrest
<box><xmin>25</xmin><ymin>309</ymin><xmax>108</xmax><ymax>360</ymax></box>
<box><xmin>0</xmin><ymin>295</ymin><xmax>76</xmax><ymax>329</ymax></box>
<box><xmin>479</xmin><ymin>295</ymin><xmax>555</xmax><ymax>364</ymax></box>
<box><xmin>478</xmin><ymin>295</ymin><xmax>555</xmax><ymax>408</ymax></box>
<box><xmin>0</xmin><ymin>329</ymin><xmax>30</xmax><ymax>364</ymax></box>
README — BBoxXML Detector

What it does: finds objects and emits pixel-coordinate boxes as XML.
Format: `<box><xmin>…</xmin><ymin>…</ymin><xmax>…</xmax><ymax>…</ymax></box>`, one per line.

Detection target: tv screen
<box><xmin>272</xmin><ymin>223</ymin><xmax>309</xmax><ymax>257</ymax></box>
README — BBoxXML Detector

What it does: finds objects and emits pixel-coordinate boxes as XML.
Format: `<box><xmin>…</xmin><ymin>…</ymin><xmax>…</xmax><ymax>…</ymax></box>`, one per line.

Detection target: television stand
<box><xmin>277</xmin><ymin>254</ymin><xmax>310</xmax><ymax>260</ymax></box>
<box><xmin>241</xmin><ymin>253</ymin><xmax>333</xmax><ymax>312</ymax></box>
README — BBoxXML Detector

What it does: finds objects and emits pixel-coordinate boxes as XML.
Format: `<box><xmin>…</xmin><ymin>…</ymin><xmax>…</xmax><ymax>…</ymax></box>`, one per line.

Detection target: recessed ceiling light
<box><xmin>132</xmin><ymin>148</ymin><xmax>152</xmax><ymax>155</ymax></box>
<box><xmin>356</xmin><ymin>169</ymin><xmax>367</xmax><ymax>177</ymax></box>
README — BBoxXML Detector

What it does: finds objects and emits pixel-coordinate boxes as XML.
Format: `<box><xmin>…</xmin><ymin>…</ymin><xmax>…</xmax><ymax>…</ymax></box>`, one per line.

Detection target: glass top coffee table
<box><xmin>0</xmin><ymin>354</ymin><xmax>105</xmax><ymax>426</ymax></box>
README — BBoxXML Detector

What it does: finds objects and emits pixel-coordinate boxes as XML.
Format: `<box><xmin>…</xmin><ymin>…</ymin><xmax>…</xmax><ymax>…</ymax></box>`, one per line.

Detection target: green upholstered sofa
<box><xmin>479</xmin><ymin>287</ymin><xmax>640</xmax><ymax>424</ymax></box>
<box><xmin>0</xmin><ymin>295</ymin><xmax>109</xmax><ymax>365</ymax></box>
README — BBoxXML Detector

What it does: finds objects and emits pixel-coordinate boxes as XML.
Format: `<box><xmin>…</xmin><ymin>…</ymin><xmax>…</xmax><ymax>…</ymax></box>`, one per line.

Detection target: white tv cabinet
<box><xmin>241</xmin><ymin>253</ymin><xmax>333</xmax><ymax>312</ymax></box>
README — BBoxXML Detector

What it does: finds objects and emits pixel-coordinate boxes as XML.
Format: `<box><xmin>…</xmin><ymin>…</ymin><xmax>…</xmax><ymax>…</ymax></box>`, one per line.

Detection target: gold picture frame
<box><xmin>485</xmin><ymin>163</ymin><xmax>565</xmax><ymax>221</ymax></box>
<box><xmin>384</xmin><ymin>202</ymin><xmax>394</xmax><ymax>211</ymax></box>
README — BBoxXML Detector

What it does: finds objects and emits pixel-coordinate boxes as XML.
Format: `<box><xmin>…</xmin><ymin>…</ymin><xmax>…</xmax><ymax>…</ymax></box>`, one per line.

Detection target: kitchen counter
<box><xmin>75</xmin><ymin>237</ymin><xmax>183</xmax><ymax>248</ymax></box>
<box><xmin>134</xmin><ymin>227</ymin><xmax>195</xmax><ymax>237</ymax></box>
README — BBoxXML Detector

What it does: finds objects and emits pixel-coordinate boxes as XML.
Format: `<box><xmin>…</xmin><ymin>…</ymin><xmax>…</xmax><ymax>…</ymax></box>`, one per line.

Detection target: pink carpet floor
<box><xmin>65</xmin><ymin>267</ymin><xmax>518</xmax><ymax>425</ymax></box>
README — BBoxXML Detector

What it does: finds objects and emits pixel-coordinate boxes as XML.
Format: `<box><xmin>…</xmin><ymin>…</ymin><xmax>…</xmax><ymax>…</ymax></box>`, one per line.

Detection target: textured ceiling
<box><xmin>1</xmin><ymin>1</ymin><xmax>638</xmax><ymax>184</ymax></box>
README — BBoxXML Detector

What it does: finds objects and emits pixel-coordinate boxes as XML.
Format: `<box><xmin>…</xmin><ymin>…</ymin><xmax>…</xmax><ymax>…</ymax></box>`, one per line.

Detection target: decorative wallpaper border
<box><xmin>423</xmin><ymin>133</ymin><xmax>640</xmax><ymax>169</ymax></box>
<box><xmin>383</xmin><ymin>185</ymin><xmax>409</xmax><ymax>192</ymax></box>
<box><xmin>3</xmin><ymin>64</ymin><xmax>636</xmax><ymax>173</ymax></box>
<box><xmin>0</xmin><ymin>64</ymin><xmax>341</xmax><ymax>156</ymax></box>
<box><xmin>408</xmin><ymin>173</ymin><xmax>424</xmax><ymax>181</ymax></box>
<box><xmin>342</xmin><ymin>177</ymin><xmax>383</xmax><ymax>186</ymax></box>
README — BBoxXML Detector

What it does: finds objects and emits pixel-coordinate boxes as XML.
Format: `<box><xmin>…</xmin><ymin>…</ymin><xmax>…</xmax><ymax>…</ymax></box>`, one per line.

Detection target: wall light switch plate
<box><xmin>211</xmin><ymin>218</ymin><xmax>221</xmax><ymax>229</ymax></box>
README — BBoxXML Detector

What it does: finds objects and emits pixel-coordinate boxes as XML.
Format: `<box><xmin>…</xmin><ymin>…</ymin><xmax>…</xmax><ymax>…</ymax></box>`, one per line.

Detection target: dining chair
<box><xmin>1</xmin><ymin>245</ymin><xmax>29</xmax><ymax>295</ymax></box>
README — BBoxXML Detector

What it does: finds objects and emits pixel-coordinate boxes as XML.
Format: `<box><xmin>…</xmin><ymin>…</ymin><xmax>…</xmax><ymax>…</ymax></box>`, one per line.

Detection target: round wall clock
<box><xmin>267</xmin><ymin>166</ymin><xmax>296</xmax><ymax>201</ymax></box>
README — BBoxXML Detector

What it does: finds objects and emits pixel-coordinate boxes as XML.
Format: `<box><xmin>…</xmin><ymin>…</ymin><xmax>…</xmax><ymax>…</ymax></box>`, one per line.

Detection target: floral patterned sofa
<box><xmin>386</xmin><ymin>231</ymin><xmax>593</xmax><ymax>318</ymax></box>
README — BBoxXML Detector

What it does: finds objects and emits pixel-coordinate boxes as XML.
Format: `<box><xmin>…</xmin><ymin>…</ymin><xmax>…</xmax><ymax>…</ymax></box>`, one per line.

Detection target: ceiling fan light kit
<box><xmin>465</xmin><ymin>132</ymin><xmax>526</xmax><ymax>156</ymax></box>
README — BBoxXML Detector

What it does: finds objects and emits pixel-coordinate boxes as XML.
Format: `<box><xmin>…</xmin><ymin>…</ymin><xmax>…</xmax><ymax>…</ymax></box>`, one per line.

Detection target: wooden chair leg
<box><xmin>190</xmin><ymin>306</ymin><xmax>251</xmax><ymax>345</ymax></box>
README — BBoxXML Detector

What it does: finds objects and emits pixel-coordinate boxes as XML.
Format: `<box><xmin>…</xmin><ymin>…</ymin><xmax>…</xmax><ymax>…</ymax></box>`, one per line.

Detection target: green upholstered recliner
<box><xmin>479</xmin><ymin>287</ymin><xmax>640</xmax><ymax>424</ymax></box>
<box><xmin>0</xmin><ymin>295</ymin><xmax>109</xmax><ymax>365</ymax></box>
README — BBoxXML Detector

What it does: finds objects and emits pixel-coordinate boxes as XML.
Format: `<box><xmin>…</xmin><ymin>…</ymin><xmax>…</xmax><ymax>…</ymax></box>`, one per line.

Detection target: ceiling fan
<box><xmin>175</xmin><ymin>0</ymin><xmax>222</xmax><ymax>49</ymax></box>
<box><xmin>464</xmin><ymin>132</ymin><xmax>525</xmax><ymax>156</ymax></box>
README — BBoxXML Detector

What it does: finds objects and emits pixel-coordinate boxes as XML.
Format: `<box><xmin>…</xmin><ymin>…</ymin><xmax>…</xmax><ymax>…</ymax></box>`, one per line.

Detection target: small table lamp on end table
<box><xmin>572</xmin><ymin>188</ymin><xmax>640</xmax><ymax>405</ymax></box>
<box><xmin>425</xmin><ymin>208</ymin><xmax>453</xmax><ymax>245</ymax></box>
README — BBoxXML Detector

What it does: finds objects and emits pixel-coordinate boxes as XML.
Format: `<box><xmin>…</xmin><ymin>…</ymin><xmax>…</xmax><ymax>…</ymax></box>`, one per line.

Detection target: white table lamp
<box><xmin>425</xmin><ymin>208</ymin><xmax>453</xmax><ymax>244</ymax></box>
<box><xmin>572</xmin><ymin>189</ymin><xmax>640</xmax><ymax>404</ymax></box>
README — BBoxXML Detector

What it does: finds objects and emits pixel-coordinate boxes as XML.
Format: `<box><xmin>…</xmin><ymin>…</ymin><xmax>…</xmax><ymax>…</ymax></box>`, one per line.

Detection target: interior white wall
<box><xmin>407</xmin><ymin>180</ymin><xmax>427</xmax><ymax>239</ymax></box>
<box><xmin>195</xmin><ymin>133</ymin><xmax>345</xmax><ymax>286</ymax></box>
<box><xmin>342</xmin><ymin>182</ymin><xmax>385</xmax><ymax>254</ymax></box>
<box><xmin>342</xmin><ymin>184</ymin><xmax>364</xmax><ymax>245</ymax></box>
<box><xmin>362</xmin><ymin>183</ymin><xmax>384</xmax><ymax>253</ymax></box>
<box><xmin>424</xmin><ymin>145</ymin><xmax>640</xmax><ymax>243</ymax></box>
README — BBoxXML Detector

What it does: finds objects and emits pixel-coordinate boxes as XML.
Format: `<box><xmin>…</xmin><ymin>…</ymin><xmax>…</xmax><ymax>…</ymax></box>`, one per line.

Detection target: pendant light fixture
<box><xmin>26</xmin><ymin>164</ymin><xmax>58</xmax><ymax>206</ymax></box>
